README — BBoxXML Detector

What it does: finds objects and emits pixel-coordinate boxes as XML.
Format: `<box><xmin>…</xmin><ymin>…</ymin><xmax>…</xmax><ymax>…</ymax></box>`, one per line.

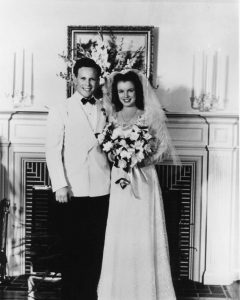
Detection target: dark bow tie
<box><xmin>81</xmin><ymin>97</ymin><xmax>96</xmax><ymax>105</ymax></box>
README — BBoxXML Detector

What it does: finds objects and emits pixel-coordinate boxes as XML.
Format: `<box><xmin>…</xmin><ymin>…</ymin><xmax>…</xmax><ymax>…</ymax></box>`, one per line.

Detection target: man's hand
<box><xmin>55</xmin><ymin>187</ymin><xmax>69</xmax><ymax>203</ymax></box>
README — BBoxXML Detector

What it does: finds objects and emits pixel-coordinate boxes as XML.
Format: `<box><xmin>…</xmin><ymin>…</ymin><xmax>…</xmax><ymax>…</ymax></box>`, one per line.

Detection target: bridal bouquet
<box><xmin>97</xmin><ymin>122</ymin><xmax>154</xmax><ymax>174</ymax></box>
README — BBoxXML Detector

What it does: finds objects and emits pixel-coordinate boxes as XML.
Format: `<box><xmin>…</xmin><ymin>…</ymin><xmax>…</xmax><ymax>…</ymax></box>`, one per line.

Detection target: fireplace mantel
<box><xmin>0</xmin><ymin>109</ymin><xmax>239</xmax><ymax>284</ymax></box>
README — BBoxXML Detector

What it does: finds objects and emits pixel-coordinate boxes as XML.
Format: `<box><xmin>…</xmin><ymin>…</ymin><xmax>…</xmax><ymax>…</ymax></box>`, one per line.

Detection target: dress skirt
<box><xmin>98</xmin><ymin>165</ymin><xmax>176</xmax><ymax>300</ymax></box>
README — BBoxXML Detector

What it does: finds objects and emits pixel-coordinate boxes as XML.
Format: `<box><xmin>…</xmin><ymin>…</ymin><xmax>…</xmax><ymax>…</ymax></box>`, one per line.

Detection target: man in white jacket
<box><xmin>46</xmin><ymin>58</ymin><xmax>110</xmax><ymax>300</ymax></box>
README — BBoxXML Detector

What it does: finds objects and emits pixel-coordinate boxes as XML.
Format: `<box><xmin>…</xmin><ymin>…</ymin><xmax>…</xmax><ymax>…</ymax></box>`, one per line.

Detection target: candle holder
<box><xmin>9</xmin><ymin>91</ymin><xmax>33</xmax><ymax>108</ymax></box>
<box><xmin>8</xmin><ymin>50</ymin><xmax>35</xmax><ymax>110</ymax></box>
<box><xmin>30</xmin><ymin>95</ymin><xmax>34</xmax><ymax>106</ymax></box>
<box><xmin>190</xmin><ymin>91</ymin><xmax>221</xmax><ymax>112</ymax></box>
<box><xmin>12</xmin><ymin>91</ymin><xmax>26</xmax><ymax>108</ymax></box>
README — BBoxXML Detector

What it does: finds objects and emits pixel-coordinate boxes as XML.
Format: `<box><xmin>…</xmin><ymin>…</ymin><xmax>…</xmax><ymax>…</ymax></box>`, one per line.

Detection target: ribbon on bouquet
<box><xmin>115</xmin><ymin>167</ymin><xmax>149</xmax><ymax>199</ymax></box>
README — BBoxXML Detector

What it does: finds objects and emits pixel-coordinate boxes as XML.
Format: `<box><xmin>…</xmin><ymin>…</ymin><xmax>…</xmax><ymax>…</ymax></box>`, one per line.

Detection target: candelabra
<box><xmin>190</xmin><ymin>90</ymin><xmax>221</xmax><ymax>112</ymax></box>
<box><xmin>9</xmin><ymin>50</ymin><xmax>34</xmax><ymax>109</ymax></box>
<box><xmin>11</xmin><ymin>92</ymin><xmax>33</xmax><ymax>108</ymax></box>
<box><xmin>190</xmin><ymin>50</ymin><xmax>229</xmax><ymax>112</ymax></box>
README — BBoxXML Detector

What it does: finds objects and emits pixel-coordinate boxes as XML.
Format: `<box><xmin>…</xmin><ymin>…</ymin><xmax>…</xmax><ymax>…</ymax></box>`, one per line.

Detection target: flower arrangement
<box><xmin>97</xmin><ymin>121</ymin><xmax>154</xmax><ymax>175</ymax></box>
<box><xmin>58</xmin><ymin>31</ymin><xmax>146</xmax><ymax>85</ymax></box>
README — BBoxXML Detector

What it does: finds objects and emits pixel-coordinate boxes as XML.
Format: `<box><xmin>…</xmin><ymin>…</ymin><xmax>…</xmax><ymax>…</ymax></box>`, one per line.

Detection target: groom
<box><xmin>46</xmin><ymin>58</ymin><xmax>110</xmax><ymax>300</ymax></box>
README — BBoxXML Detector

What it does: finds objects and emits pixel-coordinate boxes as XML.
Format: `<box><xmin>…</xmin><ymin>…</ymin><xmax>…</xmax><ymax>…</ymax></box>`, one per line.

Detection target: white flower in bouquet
<box><xmin>118</xmin><ymin>159</ymin><xmax>127</xmax><ymax>169</ymax></box>
<box><xmin>130</xmin><ymin>154</ymin><xmax>139</xmax><ymax>168</ymax></box>
<box><xmin>120</xmin><ymin>149</ymin><xmax>132</xmax><ymax>160</ymax></box>
<box><xmin>143</xmin><ymin>132</ymin><xmax>152</xmax><ymax>141</ymax></box>
<box><xmin>97</xmin><ymin>133</ymin><xmax>105</xmax><ymax>144</ymax></box>
<box><xmin>129</xmin><ymin>131</ymin><xmax>140</xmax><ymax>141</ymax></box>
<box><xmin>119</xmin><ymin>139</ymin><xmax>127</xmax><ymax>147</ymax></box>
<box><xmin>144</xmin><ymin>143</ymin><xmax>153</xmax><ymax>153</ymax></box>
<box><xmin>103</xmin><ymin>141</ymin><xmax>113</xmax><ymax>152</ymax></box>
<box><xmin>133</xmin><ymin>140</ymin><xmax>144</xmax><ymax>150</ymax></box>
<box><xmin>136</xmin><ymin>150</ymin><xmax>145</xmax><ymax>162</ymax></box>
<box><xmin>127</xmin><ymin>147</ymin><xmax>135</xmax><ymax>155</ymax></box>
<box><xmin>115</xmin><ymin>147</ymin><xmax>122</xmax><ymax>156</ymax></box>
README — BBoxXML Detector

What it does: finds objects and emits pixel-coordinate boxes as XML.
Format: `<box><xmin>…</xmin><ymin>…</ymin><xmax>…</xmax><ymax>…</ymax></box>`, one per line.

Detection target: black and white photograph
<box><xmin>0</xmin><ymin>0</ymin><xmax>239</xmax><ymax>300</ymax></box>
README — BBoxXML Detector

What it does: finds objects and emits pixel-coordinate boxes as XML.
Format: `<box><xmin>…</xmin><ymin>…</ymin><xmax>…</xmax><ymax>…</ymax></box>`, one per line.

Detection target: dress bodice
<box><xmin>109</xmin><ymin>111</ymin><xmax>147</xmax><ymax>130</ymax></box>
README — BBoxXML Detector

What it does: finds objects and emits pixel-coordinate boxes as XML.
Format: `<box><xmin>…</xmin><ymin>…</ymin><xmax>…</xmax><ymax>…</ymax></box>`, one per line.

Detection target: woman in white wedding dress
<box><xmin>97</xmin><ymin>71</ymin><xmax>178</xmax><ymax>300</ymax></box>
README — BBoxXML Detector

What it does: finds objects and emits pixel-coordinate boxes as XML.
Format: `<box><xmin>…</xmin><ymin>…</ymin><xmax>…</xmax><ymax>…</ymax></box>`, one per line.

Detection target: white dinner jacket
<box><xmin>45</xmin><ymin>91</ymin><xmax>110</xmax><ymax>197</ymax></box>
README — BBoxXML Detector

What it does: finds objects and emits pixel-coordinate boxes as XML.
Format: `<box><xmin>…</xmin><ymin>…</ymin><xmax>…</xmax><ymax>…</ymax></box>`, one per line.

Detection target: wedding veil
<box><xmin>102</xmin><ymin>69</ymin><xmax>180</xmax><ymax>165</ymax></box>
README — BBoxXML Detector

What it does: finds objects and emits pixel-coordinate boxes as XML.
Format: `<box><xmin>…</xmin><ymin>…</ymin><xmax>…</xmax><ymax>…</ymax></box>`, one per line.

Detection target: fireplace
<box><xmin>0</xmin><ymin>110</ymin><xmax>238</xmax><ymax>284</ymax></box>
<box><xmin>23</xmin><ymin>161</ymin><xmax>193</xmax><ymax>280</ymax></box>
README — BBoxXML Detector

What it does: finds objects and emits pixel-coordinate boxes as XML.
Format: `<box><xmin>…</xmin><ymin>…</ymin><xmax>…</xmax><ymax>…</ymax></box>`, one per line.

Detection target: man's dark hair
<box><xmin>111</xmin><ymin>71</ymin><xmax>144</xmax><ymax>111</ymax></box>
<box><xmin>73</xmin><ymin>57</ymin><xmax>102</xmax><ymax>78</ymax></box>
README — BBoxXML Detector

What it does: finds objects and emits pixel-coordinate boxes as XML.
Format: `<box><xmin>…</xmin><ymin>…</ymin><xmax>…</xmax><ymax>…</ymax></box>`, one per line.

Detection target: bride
<box><xmin>97</xmin><ymin>70</ymin><xmax>178</xmax><ymax>300</ymax></box>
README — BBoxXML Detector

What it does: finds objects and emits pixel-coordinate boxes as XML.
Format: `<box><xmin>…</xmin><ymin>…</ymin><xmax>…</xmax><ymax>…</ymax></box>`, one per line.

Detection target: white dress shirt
<box><xmin>79</xmin><ymin>95</ymin><xmax>98</xmax><ymax>132</ymax></box>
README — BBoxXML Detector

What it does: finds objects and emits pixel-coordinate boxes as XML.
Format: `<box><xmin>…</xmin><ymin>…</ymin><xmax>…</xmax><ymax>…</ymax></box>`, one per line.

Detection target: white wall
<box><xmin>0</xmin><ymin>0</ymin><xmax>238</xmax><ymax>112</ymax></box>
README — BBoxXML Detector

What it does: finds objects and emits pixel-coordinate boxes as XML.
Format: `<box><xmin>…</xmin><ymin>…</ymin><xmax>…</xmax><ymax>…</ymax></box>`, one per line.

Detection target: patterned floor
<box><xmin>174</xmin><ymin>280</ymin><xmax>232</xmax><ymax>299</ymax></box>
<box><xmin>0</xmin><ymin>276</ymin><xmax>235</xmax><ymax>300</ymax></box>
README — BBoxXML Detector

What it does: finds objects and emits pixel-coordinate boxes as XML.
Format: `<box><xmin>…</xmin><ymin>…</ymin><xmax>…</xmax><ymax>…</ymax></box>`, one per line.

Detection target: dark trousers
<box><xmin>56</xmin><ymin>194</ymin><xmax>109</xmax><ymax>300</ymax></box>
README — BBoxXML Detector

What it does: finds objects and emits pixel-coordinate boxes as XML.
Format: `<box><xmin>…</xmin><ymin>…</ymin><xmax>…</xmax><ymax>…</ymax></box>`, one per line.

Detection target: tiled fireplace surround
<box><xmin>0</xmin><ymin>110</ymin><xmax>239</xmax><ymax>285</ymax></box>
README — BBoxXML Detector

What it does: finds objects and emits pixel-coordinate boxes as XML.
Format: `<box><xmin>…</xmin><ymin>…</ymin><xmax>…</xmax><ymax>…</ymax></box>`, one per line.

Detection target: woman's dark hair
<box><xmin>73</xmin><ymin>57</ymin><xmax>102</xmax><ymax>78</ymax></box>
<box><xmin>111</xmin><ymin>71</ymin><xmax>144</xmax><ymax>111</ymax></box>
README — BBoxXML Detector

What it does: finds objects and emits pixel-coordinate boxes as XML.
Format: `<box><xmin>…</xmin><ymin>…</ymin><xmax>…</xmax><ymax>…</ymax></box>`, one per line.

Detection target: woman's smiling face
<box><xmin>117</xmin><ymin>81</ymin><xmax>137</xmax><ymax>108</ymax></box>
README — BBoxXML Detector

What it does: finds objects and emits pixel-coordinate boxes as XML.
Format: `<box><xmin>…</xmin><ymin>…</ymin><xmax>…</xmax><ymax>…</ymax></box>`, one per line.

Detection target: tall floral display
<box><xmin>59</xmin><ymin>31</ymin><xmax>146</xmax><ymax>92</ymax></box>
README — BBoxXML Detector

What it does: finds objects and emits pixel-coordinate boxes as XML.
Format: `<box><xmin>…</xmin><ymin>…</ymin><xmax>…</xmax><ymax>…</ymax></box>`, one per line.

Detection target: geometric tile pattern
<box><xmin>156</xmin><ymin>164</ymin><xmax>194</xmax><ymax>280</ymax></box>
<box><xmin>25</xmin><ymin>161</ymin><xmax>51</xmax><ymax>274</ymax></box>
<box><xmin>175</xmin><ymin>279</ymin><xmax>232</xmax><ymax>299</ymax></box>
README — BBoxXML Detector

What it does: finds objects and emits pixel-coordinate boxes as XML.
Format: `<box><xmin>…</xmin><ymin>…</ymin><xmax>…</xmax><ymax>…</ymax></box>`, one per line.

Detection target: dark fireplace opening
<box><xmin>162</xmin><ymin>189</ymin><xmax>181</xmax><ymax>280</ymax></box>
<box><xmin>30</xmin><ymin>187</ymin><xmax>62</xmax><ymax>274</ymax></box>
<box><xmin>25</xmin><ymin>161</ymin><xmax>194</xmax><ymax>281</ymax></box>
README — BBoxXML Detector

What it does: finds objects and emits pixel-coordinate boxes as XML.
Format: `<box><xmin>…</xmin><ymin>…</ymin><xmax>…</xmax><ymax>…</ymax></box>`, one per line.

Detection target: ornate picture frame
<box><xmin>67</xmin><ymin>25</ymin><xmax>154</xmax><ymax>97</ymax></box>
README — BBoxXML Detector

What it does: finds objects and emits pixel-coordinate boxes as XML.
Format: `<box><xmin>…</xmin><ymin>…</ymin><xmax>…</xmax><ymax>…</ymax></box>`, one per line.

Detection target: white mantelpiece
<box><xmin>0</xmin><ymin>109</ymin><xmax>239</xmax><ymax>284</ymax></box>
<box><xmin>202</xmin><ymin>115</ymin><xmax>239</xmax><ymax>284</ymax></box>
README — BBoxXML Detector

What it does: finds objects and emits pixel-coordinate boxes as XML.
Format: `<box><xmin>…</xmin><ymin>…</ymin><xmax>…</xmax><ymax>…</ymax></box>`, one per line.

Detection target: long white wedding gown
<box><xmin>98</xmin><ymin>120</ymin><xmax>176</xmax><ymax>300</ymax></box>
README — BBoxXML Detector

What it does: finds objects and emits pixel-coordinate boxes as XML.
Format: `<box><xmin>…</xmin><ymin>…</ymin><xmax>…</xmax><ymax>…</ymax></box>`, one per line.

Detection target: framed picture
<box><xmin>67</xmin><ymin>25</ymin><xmax>154</xmax><ymax>97</ymax></box>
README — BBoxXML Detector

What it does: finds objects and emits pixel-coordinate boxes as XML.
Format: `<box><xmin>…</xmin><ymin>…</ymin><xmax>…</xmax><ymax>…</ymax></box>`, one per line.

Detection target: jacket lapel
<box><xmin>69</xmin><ymin>92</ymin><xmax>97</xmax><ymax>150</ymax></box>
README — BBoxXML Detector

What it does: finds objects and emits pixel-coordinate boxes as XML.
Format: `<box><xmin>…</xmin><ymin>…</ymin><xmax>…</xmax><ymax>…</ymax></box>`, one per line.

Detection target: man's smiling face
<box><xmin>74</xmin><ymin>67</ymin><xmax>99</xmax><ymax>98</ymax></box>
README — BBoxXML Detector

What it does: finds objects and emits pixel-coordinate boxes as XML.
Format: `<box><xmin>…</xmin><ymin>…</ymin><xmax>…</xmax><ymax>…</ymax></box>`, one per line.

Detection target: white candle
<box><xmin>12</xmin><ymin>52</ymin><xmax>16</xmax><ymax>97</ymax></box>
<box><xmin>224</xmin><ymin>56</ymin><xmax>229</xmax><ymax>102</ymax></box>
<box><xmin>212</xmin><ymin>51</ymin><xmax>218</xmax><ymax>97</ymax></box>
<box><xmin>211</xmin><ymin>53</ymin><xmax>215</xmax><ymax>97</ymax></box>
<box><xmin>214</xmin><ymin>52</ymin><xmax>218</xmax><ymax>98</ymax></box>
<box><xmin>31</xmin><ymin>53</ymin><xmax>34</xmax><ymax>98</ymax></box>
<box><xmin>216</xmin><ymin>54</ymin><xmax>221</xmax><ymax>100</ymax></box>
<box><xmin>192</xmin><ymin>54</ymin><xmax>195</xmax><ymax>93</ymax></box>
<box><xmin>205</xmin><ymin>55</ymin><xmax>208</xmax><ymax>94</ymax></box>
<box><xmin>201</xmin><ymin>51</ymin><xmax>205</xmax><ymax>94</ymax></box>
<box><xmin>21</xmin><ymin>49</ymin><xmax>25</xmax><ymax>96</ymax></box>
